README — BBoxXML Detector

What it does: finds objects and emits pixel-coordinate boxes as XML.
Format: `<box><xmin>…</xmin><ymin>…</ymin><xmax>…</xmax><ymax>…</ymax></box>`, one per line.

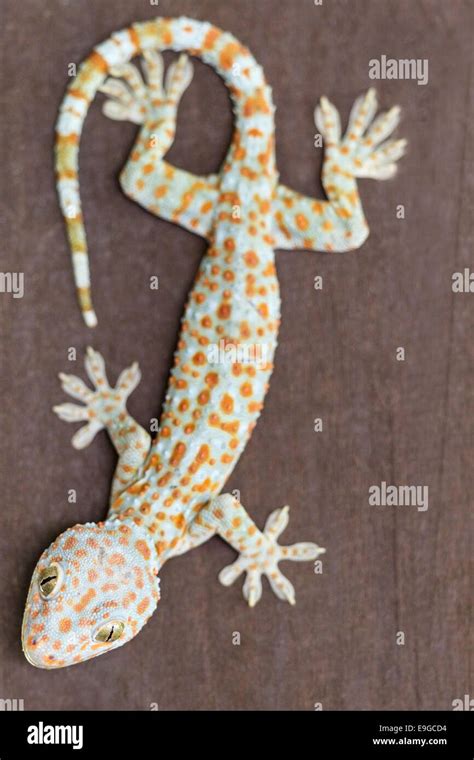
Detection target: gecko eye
<box><xmin>38</xmin><ymin>563</ymin><xmax>63</xmax><ymax>600</ymax></box>
<box><xmin>93</xmin><ymin>621</ymin><xmax>125</xmax><ymax>644</ymax></box>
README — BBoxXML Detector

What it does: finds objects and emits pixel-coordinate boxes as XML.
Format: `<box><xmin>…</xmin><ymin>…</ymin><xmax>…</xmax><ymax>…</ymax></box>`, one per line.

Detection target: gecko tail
<box><xmin>55</xmin><ymin>17</ymin><xmax>269</xmax><ymax>327</ymax></box>
<box><xmin>55</xmin><ymin>34</ymin><xmax>141</xmax><ymax>327</ymax></box>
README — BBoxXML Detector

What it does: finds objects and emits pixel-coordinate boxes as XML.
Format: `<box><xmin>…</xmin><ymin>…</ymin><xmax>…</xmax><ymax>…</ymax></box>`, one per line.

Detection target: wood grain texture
<box><xmin>0</xmin><ymin>0</ymin><xmax>472</xmax><ymax>710</ymax></box>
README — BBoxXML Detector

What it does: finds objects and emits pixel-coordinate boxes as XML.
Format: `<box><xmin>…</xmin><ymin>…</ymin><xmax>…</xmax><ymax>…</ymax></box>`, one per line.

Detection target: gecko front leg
<box><xmin>53</xmin><ymin>348</ymin><xmax>151</xmax><ymax>501</ymax></box>
<box><xmin>173</xmin><ymin>494</ymin><xmax>325</xmax><ymax>607</ymax></box>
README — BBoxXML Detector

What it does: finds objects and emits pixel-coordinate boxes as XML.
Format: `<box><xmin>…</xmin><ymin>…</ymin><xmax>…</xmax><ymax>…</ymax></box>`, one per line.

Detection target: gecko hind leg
<box><xmin>99</xmin><ymin>52</ymin><xmax>218</xmax><ymax>240</ymax></box>
<box><xmin>99</xmin><ymin>51</ymin><xmax>193</xmax><ymax>128</ymax></box>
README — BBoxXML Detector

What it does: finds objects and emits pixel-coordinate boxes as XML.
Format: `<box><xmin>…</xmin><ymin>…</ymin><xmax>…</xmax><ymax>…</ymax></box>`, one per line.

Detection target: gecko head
<box><xmin>21</xmin><ymin>520</ymin><xmax>160</xmax><ymax>668</ymax></box>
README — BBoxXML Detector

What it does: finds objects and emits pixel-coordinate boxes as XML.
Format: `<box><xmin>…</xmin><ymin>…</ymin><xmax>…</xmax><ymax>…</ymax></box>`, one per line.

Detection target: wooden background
<box><xmin>0</xmin><ymin>0</ymin><xmax>472</xmax><ymax>710</ymax></box>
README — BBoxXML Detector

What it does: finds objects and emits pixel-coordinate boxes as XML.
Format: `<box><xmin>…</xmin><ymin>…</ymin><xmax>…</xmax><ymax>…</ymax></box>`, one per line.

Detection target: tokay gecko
<box><xmin>21</xmin><ymin>17</ymin><xmax>406</xmax><ymax>667</ymax></box>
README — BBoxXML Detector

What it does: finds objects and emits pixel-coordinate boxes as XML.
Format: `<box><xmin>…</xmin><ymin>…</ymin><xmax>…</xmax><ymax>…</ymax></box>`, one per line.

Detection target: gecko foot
<box><xmin>53</xmin><ymin>348</ymin><xmax>141</xmax><ymax>449</ymax></box>
<box><xmin>218</xmin><ymin>506</ymin><xmax>325</xmax><ymax>607</ymax></box>
<box><xmin>315</xmin><ymin>88</ymin><xmax>407</xmax><ymax>180</ymax></box>
<box><xmin>99</xmin><ymin>51</ymin><xmax>193</xmax><ymax>125</ymax></box>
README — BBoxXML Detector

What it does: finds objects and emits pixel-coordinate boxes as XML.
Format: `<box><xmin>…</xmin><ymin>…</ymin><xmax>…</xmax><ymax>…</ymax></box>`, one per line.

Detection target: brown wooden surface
<box><xmin>0</xmin><ymin>0</ymin><xmax>472</xmax><ymax>710</ymax></box>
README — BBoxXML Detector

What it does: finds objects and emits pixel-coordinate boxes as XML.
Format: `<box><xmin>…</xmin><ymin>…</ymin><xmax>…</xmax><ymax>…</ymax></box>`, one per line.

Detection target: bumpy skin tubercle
<box><xmin>22</xmin><ymin>17</ymin><xmax>405</xmax><ymax>667</ymax></box>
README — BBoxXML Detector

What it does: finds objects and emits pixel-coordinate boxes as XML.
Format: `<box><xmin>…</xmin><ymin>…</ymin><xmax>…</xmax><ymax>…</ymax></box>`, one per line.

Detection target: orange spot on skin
<box><xmin>192</xmin><ymin>478</ymin><xmax>211</xmax><ymax>493</ymax></box>
<box><xmin>68</xmin><ymin>88</ymin><xmax>88</xmax><ymax>102</ymax></box>
<box><xmin>232</xmin><ymin>363</ymin><xmax>243</xmax><ymax>376</ymax></box>
<box><xmin>137</xmin><ymin>598</ymin><xmax>150</xmax><ymax>615</ymax></box>
<box><xmin>64</xmin><ymin>536</ymin><xmax>77</xmax><ymax>550</ymax></box>
<box><xmin>217</xmin><ymin>303</ymin><xmax>231</xmax><ymax>319</ymax></box>
<box><xmin>205</xmin><ymin>372</ymin><xmax>219</xmax><ymax>387</ymax></box>
<box><xmin>295</xmin><ymin>214</ymin><xmax>309</xmax><ymax>231</ymax></box>
<box><xmin>220</xmin><ymin>394</ymin><xmax>235</xmax><ymax>414</ymax></box>
<box><xmin>197</xmin><ymin>444</ymin><xmax>210</xmax><ymax>463</ymax></box>
<box><xmin>220</xmin><ymin>42</ymin><xmax>241</xmax><ymax>70</ymax></box>
<box><xmin>128</xmin><ymin>26</ymin><xmax>140</xmax><ymax>51</ymax></box>
<box><xmin>59</xmin><ymin>618</ymin><xmax>72</xmax><ymax>634</ymax></box>
<box><xmin>135</xmin><ymin>540</ymin><xmax>151</xmax><ymax>561</ymax></box>
<box><xmin>240</xmin><ymin>321</ymin><xmax>251</xmax><ymax>339</ymax></box>
<box><xmin>158</xmin><ymin>472</ymin><xmax>172</xmax><ymax>487</ymax></box>
<box><xmin>198</xmin><ymin>389</ymin><xmax>210</xmax><ymax>405</ymax></box>
<box><xmin>155</xmin><ymin>541</ymin><xmax>167</xmax><ymax>556</ymax></box>
<box><xmin>223</xmin><ymin>269</ymin><xmax>235</xmax><ymax>282</ymax></box>
<box><xmin>109</xmin><ymin>553</ymin><xmax>125</xmax><ymax>566</ymax></box>
<box><xmin>154</xmin><ymin>185</ymin><xmax>168</xmax><ymax>198</ymax></box>
<box><xmin>240</xmin><ymin>382</ymin><xmax>253</xmax><ymax>397</ymax></box>
<box><xmin>221</xmin><ymin>420</ymin><xmax>240</xmax><ymax>435</ymax></box>
<box><xmin>241</xmin><ymin>167</ymin><xmax>258</xmax><ymax>181</ymax></box>
<box><xmin>101</xmin><ymin>583</ymin><xmax>118</xmax><ymax>593</ymax></box>
<box><xmin>193</xmin><ymin>352</ymin><xmax>206</xmax><ymax>365</ymax></box>
<box><xmin>171</xmin><ymin>513</ymin><xmax>186</xmax><ymax>530</ymax></box>
<box><xmin>244</xmin><ymin>251</ymin><xmax>260</xmax><ymax>267</ymax></box>
<box><xmin>89</xmin><ymin>52</ymin><xmax>108</xmax><ymax>72</ymax></box>
<box><xmin>74</xmin><ymin>588</ymin><xmax>96</xmax><ymax>613</ymax></box>
<box><xmin>162</xmin><ymin>28</ymin><xmax>174</xmax><ymax>45</ymax></box>
<box><xmin>203</xmin><ymin>27</ymin><xmax>220</xmax><ymax>49</ymax></box>
<box><xmin>243</xmin><ymin>89</ymin><xmax>271</xmax><ymax>118</ymax></box>
<box><xmin>170</xmin><ymin>442</ymin><xmax>186</xmax><ymax>466</ymax></box>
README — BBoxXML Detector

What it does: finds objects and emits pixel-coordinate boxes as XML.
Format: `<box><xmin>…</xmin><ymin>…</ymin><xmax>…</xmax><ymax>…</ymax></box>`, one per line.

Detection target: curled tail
<box><xmin>55</xmin><ymin>16</ymin><xmax>273</xmax><ymax>327</ymax></box>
